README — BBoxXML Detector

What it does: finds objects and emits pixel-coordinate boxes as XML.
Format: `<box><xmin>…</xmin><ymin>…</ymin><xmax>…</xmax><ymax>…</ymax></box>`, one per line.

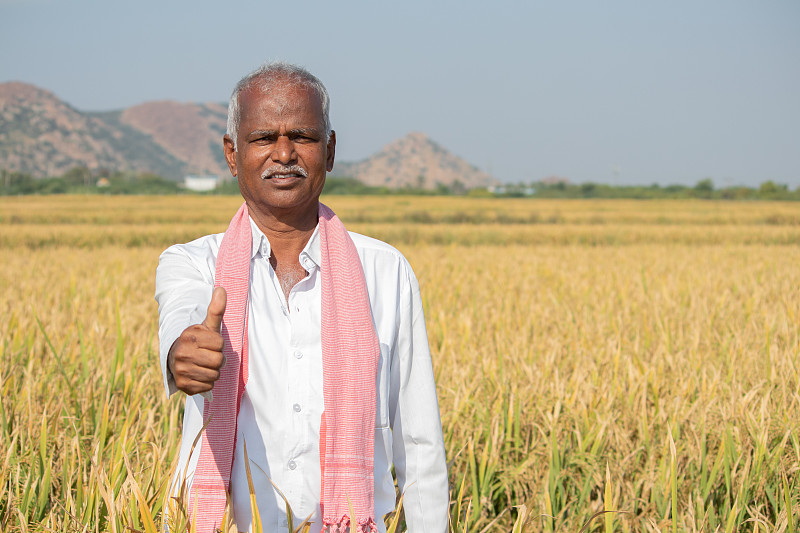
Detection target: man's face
<box><xmin>223</xmin><ymin>79</ymin><xmax>335</xmax><ymax>221</ymax></box>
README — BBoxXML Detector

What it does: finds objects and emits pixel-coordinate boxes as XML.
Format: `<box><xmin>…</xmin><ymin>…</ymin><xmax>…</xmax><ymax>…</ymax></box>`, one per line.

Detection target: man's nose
<box><xmin>272</xmin><ymin>135</ymin><xmax>296</xmax><ymax>164</ymax></box>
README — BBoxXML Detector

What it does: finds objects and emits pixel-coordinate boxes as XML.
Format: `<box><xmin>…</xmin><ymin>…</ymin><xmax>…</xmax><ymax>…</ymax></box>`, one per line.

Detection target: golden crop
<box><xmin>1</xmin><ymin>195</ymin><xmax>798</xmax><ymax>532</ymax></box>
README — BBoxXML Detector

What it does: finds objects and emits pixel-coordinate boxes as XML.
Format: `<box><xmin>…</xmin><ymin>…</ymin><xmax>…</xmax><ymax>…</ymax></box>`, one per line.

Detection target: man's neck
<box><xmin>248</xmin><ymin>202</ymin><xmax>318</xmax><ymax>259</ymax></box>
<box><xmin>248</xmin><ymin>201</ymin><xmax>318</xmax><ymax>303</ymax></box>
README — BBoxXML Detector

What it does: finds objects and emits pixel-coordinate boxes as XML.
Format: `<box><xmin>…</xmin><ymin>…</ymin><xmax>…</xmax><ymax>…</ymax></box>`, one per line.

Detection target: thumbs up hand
<box><xmin>168</xmin><ymin>287</ymin><xmax>227</xmax><ymax>398</ymax></box>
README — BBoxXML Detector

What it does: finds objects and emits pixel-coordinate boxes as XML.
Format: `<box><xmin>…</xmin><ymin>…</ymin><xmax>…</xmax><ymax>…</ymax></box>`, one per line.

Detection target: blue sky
<box><xmin>2</xmin><ymin>0</ymin><xmax>798</xmax><ymax>187</ymax></box>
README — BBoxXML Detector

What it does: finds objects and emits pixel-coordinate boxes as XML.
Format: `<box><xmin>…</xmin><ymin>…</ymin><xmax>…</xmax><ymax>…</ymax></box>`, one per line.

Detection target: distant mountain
<box><xmin>0</xmin><ymin>82</ymin><xmax>494</xmax><ymax>188</ymax></box>
<box><xmin>0</xmin><ymin>82</ymin><xmax>226</xmax><ymax>180</ymax></box>
<box><xmin>0</xmin><ymin>82</ymin><xmax>187</xmax><ymax>179</ymax></box>
<box><xmin>332</xmin><ymin>132</ymin><xmax>494</xmax><ymax>190</ymax></box>
<box><xmin>115</xmin><ymin>100</ymin><xmax>228</xmax><ymax>176</ymax></box>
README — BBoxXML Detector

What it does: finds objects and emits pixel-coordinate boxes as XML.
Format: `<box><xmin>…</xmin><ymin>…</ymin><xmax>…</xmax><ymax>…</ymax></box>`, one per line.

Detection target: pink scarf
<box><xmin>190</xmin><ymin>202</ymin><xmax>379</xmax><ymax>533</ymax></box>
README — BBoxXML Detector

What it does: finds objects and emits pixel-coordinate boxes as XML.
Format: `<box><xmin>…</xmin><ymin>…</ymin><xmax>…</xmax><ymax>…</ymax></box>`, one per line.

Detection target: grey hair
<box><xmin>226</xmin><ymin>61</ymin><xmax>331</xmax><ymax>150</ymax></box>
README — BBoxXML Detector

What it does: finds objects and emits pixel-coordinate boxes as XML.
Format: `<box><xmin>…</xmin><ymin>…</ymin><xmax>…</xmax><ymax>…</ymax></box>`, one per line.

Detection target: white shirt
<box><xmin>155</xmin><ymin>217</ymin><xmax>448</xmax><ymax>533</ymax></box>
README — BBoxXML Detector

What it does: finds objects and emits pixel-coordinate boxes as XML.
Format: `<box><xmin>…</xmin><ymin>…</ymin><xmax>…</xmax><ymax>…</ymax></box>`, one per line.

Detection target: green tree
<box><xmin>757</xmin><ymin>180</ymin><xmax>788</xmax><ymax>199</ymax></box>
<box><xmin>692</xmin><ymin>178</ymin><xmax>714</xmax><ymax>198</ymax></box>
<box><xmin>62</xmin><ymin>166</ymin><xmax>92</xmax><ymax>187</ymax></box>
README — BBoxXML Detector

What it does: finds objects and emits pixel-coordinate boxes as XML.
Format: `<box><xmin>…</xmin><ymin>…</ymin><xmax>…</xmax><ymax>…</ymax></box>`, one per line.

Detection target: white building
<box><xmin>184</xmin><ymin>175</ymin><xmax>220</xmax><ymax>192</ymax></box>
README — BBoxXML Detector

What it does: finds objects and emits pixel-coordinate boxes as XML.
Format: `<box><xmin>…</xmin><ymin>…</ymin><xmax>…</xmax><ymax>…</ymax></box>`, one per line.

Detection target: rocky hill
<box><xmin>116</xmin><ymin>100</ymin><xmax>228</xmax><ymax>175</ymax></box>
<box><xmin>331</xmin><ymin>132</ymin><xmax>494</xmax><ymax>190</ymax></box>
<box><xmin>0</xmin><ymin>82</ymin><xmax>494</xmax><ymax>188</ymax></box>
<box><xmin>0</xmin><ymin>82</ymin><xmax>227</xmax><ymax>180</ymax></box>
<box><xmin>1</xmin><ymin>82</ymin><xmax>183</xmax><ymax>179</ymax></box>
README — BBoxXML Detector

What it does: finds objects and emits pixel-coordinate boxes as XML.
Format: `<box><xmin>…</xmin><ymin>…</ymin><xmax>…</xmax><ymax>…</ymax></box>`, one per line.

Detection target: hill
<box><xmin>332</xmin><ymin>132</ymin><xmax>494</xmax><ymax>190</ymax></box>
<box><xmin>0</xmin><ymin>82</ymin><xmax>187</xmax><ymax>179</ymax></box>
<box><xmin>0</xmin><ymin>82</ymin><xmax>227</xmax><ymax>180</ymax></box>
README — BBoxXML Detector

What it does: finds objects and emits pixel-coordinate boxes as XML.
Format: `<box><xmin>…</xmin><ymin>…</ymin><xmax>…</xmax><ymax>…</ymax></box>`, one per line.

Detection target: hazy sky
<box><xmin>2</xmin><ymin>0</ymin><xmax>798</xmax><ymax>187</ymax></box>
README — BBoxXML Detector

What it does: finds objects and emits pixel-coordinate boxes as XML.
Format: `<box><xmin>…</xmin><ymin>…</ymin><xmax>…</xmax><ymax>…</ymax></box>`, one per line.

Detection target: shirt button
<box><xmin>288</xmin><ymin>460</ymin><xmax>297</xmax><ymax>470</ymax></box>
<box><xmin>293</xmin><ymin>403</ymin><xmax>301</xmax><ymax>412</ymax></box>
<box><xmin>294</xmin><ymin>350</ymin><xmax>303</xmax><ymax>359</ymax></box>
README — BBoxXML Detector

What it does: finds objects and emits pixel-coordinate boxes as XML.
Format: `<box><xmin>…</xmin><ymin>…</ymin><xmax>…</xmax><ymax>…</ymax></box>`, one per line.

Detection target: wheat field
<box><xmin>1</xmin><ymin>195</ymin><xmax>798</xmax><ymax>532</ymax></box>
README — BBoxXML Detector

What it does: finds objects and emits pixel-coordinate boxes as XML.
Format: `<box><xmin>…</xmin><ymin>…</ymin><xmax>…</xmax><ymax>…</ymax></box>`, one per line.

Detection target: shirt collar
<box><xmin>249</xmin><ymin>217</ymin><xmax>270</xmax><ymax>260</ymax></box>
<box><xmin>248</xmin><ymin>216</ymin><xmax>321</xmax><ymax>270</ymax></box>
<box><xmin>301</xmin><ymin>225</ymin><xmax>321</xmax><ymax>270</ymax></box>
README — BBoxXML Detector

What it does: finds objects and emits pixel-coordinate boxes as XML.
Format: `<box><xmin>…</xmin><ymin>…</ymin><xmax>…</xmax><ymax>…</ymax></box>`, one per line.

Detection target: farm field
<box><xmin>1</xmin><ymin>195</ymin><xmax>799</xmax><ymax>532</ymax></box>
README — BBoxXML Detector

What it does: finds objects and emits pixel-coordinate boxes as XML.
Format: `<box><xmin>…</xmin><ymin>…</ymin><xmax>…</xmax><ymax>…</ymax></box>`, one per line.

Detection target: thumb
<box><xmin>202</xmin><ymin>286</ymin><xmax>227</xmax><ymax>333</ymax></box>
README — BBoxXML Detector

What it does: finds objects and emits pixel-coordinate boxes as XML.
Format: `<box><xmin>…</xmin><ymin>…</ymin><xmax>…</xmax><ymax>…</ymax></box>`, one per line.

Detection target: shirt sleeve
<box><xmin>389</xmin><ymin>259</ymin><xmax>449</xmax><ymax>532</ymax></box>
<box><xmin>154</xmin><ymin>243</ymin><xmax>216</xmax><ymax>397</ymax></box>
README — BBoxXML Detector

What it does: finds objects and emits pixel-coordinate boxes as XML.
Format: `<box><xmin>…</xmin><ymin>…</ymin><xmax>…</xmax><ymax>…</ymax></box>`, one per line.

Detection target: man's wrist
<box><xmin>164</xmin><ymin>337</ymin><xmax>181</xmax><ymax>396</ymax></box>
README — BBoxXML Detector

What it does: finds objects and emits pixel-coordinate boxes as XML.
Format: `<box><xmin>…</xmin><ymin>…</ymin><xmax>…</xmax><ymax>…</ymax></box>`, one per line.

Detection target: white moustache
<box><xmin>261</xmin><ymin>166</ymin><xmax>309</xmax><ymax>179</ymax></box>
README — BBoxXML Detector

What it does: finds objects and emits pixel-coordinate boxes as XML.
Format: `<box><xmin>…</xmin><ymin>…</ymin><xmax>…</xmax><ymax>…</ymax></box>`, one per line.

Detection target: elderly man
<box><xmin>155</xmin><ymin>62</ymin><xmax>448</xmax><ymax>533</ymax></box>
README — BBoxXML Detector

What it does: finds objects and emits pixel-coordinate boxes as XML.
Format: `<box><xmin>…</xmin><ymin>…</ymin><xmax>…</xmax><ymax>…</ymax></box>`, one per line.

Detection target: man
<box><xmin>155</xmin><ymin>62</ymin><xmax>448</xmax><ymax>532</ymax></box>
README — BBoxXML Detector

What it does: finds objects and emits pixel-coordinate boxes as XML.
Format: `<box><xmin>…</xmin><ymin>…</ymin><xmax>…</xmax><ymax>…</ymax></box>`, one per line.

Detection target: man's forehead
<box><xmin>241</xmin><ymin>78</ymin><xmax>323</xmax><ymax>116</ymax></box>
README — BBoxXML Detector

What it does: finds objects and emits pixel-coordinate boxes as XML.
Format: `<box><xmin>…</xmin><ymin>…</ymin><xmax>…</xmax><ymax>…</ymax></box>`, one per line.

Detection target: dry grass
<box><xmin>1</xmin><ymin>195</ymin><xmax>798</xmax><ymax>532</ymax></box>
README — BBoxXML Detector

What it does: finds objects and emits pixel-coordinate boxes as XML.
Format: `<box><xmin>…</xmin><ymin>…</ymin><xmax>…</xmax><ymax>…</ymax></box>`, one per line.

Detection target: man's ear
<box><xmin>223</xmin><ymin>134</ymin><xmax>238</xmax><ymax>177</ymax></box>
<box><xmin>326</xmin><ymin>130</ymin><xmax>336</xmax><ymax>172</ymax></box>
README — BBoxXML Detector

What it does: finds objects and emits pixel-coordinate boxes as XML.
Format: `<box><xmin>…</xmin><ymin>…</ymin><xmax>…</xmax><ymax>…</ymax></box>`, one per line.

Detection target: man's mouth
<box><xmin>261</xmin><ymin>166</ymin><xmax>309</xmax><ymax>180</ymax></box>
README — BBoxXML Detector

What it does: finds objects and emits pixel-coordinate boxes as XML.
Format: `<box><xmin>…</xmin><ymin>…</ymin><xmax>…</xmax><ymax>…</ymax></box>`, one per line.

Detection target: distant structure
<box><xmin>184</xmin><ymin>175</ymin><xmax>220</xmax><ymax>192</ymax></box>
<box><xmin>487</xmin><ymin>184</ymin><xmax>536</xmax><ymax>196</ymax></box>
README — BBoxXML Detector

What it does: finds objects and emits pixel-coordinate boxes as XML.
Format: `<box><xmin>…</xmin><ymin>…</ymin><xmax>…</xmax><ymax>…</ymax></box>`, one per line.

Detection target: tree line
<box><xmin>487</xmin><ymin>178</ymin><xmax>800</xmax><ymax>201</ymax></box>
<box><xmin>2</xmin><ymin>167</ymin><xmax>798</xmax><ymax>201</ymax></box>
<box><xmin>1</xmin><ymin>168</ymin><xmax>180</xmax><ymax>195</ymax></box>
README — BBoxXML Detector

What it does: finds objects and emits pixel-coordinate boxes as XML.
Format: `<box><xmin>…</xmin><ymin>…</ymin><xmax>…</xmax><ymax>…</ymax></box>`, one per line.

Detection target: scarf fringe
<box><xmin>322</xmin><ymin>515</ymin><xmax>378</xmax><ymax>533</ymax></box>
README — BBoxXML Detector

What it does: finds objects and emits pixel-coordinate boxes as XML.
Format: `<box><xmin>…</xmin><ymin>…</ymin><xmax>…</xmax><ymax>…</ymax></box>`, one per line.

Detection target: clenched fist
<box><xmin>168</xmin><ymin>287</ymin><xmax>227</xmax><ymax>396</ymax></box>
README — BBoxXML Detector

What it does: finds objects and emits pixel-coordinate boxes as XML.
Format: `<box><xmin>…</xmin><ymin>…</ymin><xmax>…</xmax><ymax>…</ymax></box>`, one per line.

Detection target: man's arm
<box><xmin>155</xmin><ymin>245</ymin><xmax>226</xmax><ymax>397</ymax></box>
<box><xmin>390</xmin><ymin>261</ymin><xmax>449</xmax><ymax>532</ymax></box>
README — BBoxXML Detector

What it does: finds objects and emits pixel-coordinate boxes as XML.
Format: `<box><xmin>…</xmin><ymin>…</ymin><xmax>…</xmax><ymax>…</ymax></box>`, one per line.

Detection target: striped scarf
<box><xmin>190</xmin><ymin>202</ymin><xmax>379</xmax><ymax>533</ymax></box>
